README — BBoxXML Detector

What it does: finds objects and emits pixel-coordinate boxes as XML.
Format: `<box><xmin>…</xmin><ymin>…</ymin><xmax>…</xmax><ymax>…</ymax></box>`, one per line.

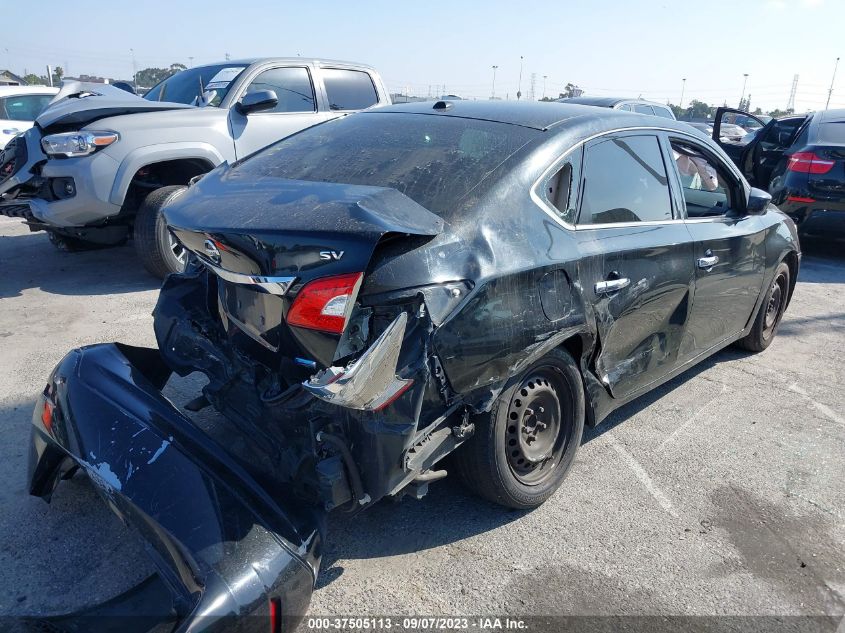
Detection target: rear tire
<box><xmin>453</xmin><ymin>348</ymin><xmax>585</xmax><ymax>509</ymax></box>
<box><xmin>134</xmin><ymin>185</ymin><xmax>188</xmax><ymax>279</ymax></box>
<box><xmin>736</xmin><ymin>261</ymin><xmax>790</xmax><ymax>352</ymax></box>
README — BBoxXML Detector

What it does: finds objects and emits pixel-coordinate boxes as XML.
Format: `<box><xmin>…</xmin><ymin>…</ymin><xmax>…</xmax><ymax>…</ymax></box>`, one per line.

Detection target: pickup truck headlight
<box><xmin>41</xmin><ymin>131</ymin><xmax>119</xmax><ymax>157</ymax></box>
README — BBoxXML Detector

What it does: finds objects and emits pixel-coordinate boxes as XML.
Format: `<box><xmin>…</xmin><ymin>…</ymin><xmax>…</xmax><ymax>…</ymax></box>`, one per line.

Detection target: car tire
<box><xmin>736</xmin><ymin>261</ymin><xmax>790</xmax><ymax>353</ymax></box>
<box><xmin>453</xmin><ymin>348</ymin><xmax>585</xmax><ymax>509</ymax></box>
<box><xmin>134</xmin><ymin>185</ymin><xmax>188</xmax><ymax>279</ymax></box>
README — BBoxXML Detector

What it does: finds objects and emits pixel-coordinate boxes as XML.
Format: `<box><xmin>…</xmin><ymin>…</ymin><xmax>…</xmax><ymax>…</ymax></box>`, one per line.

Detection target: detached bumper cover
<box><xmin>27</xmin><ymin>343</ymin><xmax>321</xmax><ymax>632</ymax></box>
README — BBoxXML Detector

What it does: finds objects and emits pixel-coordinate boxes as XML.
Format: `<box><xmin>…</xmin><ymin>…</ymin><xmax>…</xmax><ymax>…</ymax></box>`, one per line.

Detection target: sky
<box><xmin>2</xmin><ymin>0</ymin><xmax>842</xmax><ymax>113</ymax></box>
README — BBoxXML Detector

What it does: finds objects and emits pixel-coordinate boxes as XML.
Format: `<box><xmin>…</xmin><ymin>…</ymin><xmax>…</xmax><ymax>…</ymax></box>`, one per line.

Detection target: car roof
<box><xmin>194</xmin><ymin>57</ymin><xmax>379</xmax><ymax>71</ymax></box>
<box><xmin>365</xmin><ymin>100</ymin><xmax>699</xmax><ymax>134</ymax></box>
<box><xmin>0</xmin><ymin>85</ymin><xmax>59</xmax><ymax>96</ymax></box>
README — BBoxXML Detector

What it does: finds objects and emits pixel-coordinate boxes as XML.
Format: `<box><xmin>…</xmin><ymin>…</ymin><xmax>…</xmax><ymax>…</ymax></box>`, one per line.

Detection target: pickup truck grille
<box><xmin>0</xmin><ymin>137</ymin><xmax>26</xmax><ymax>186</ymax></box>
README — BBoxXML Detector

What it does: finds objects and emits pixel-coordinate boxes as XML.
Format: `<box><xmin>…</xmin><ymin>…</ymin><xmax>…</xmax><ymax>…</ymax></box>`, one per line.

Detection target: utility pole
<box><xmin>491</xmin><ymin>65</ymin><xmax>498</xmax><ymax>100</ymax></box>
<box><xmin>130</xmin><ymin>48</ymin><xmax>137</xmax><ymax>88</ymax></box>
<box><xmin>529</xmin><ymin>73</ymin><xmax>536</xmax><ymax>101</ymax></box>
<box><xmin>542</xmin><ymin>75</ymin><xmax>547</xmax><ymax>100</ymax></box>
<box><xmin>826</xmin><ymin>57</ymin><xmax>840</xmax><ymax>110</ymax></box>
<box><xmin>517</xmin><ymin>55</ymin><xmax>524</xmax><ymax>100</ymax></box>
<box><xmin>787</xmin><ymin>74</ymin><xmax>798</xmax><ymax>113</ymax></box>
<box><xmin>739</xmin><ymin>73</ymin><xmax>749</xmax><ymax>109</ymax></box>
<box><xmin>225</xmin><ymin>52</ymin><xmax>230</xmax><ymax>61</ymax></box>
<box><xmin>188</xmin><ymin>56</ymin><xmax>195</xmax><ymax>68</ymax></box>
<box><xmin>680</xmin><ymin>78</ymin><xmax>686</xmax><ymax>109</ymax></box>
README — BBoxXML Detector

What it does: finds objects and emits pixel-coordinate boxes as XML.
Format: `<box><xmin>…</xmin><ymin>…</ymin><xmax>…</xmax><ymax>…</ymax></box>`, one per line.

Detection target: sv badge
<box><xmin>319</xmin><ymin>250</ymin><xmax>344</xmax><ymax>261</ymax></box>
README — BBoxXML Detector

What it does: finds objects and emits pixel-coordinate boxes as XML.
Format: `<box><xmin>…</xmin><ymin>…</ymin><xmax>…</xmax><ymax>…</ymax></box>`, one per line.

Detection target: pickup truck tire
<box><xmin>134</xmin><ymin>185</ymin><xmax>188</xmax><ymax>279</ymax></box>
<box><xmin>453</xmin><ymin>348</ymin><xmax>585</xmax><ymax>509</ymax></box>
<box><xmin>736</xmin><ymin>261</ymin><xmax>790</xmax><ymax>352</ymax></box>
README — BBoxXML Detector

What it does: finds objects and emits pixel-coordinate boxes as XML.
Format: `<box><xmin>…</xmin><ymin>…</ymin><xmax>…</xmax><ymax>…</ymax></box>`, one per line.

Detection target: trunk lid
<box><xmin>37</xmin><ymin>81</ymin><xmax>193</xmax><ymax>131</ymax></box>
<box><xmin>163</xmin><ymin>169</ymin><xmax>444</xmax><ymax>366</ymax></box>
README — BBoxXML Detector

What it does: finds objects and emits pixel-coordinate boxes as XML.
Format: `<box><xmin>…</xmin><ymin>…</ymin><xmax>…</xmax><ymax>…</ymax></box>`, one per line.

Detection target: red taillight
<box><xmin>787</xmin><ymin>151</ymin><xmax>835</xmax><ymax>174</ymax></box>
<box><xmin>269</xmin><ymin>597</ymin><xmax>281</xmax><ymax>633</ymax></box>
<box><xmin>41</xmin><ymin>400</ymin><xmax>54</xmax><ymax>433</ymax></box>
<box><xmin>287</xmin><ymin>272</ymin><xmax>363</xmax><ymax>334</ymax></box>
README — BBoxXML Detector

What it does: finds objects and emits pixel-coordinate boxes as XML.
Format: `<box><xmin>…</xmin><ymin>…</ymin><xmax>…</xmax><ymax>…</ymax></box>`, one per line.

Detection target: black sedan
<box><xmin>713</xmin><ymin>106</ymin><xmax>845</xmax><ymax>238</ymax></box>
<box><xmin>26</xmin><ymin>101</ymin><xmax>800</xmax><ymax>631</ymax></box>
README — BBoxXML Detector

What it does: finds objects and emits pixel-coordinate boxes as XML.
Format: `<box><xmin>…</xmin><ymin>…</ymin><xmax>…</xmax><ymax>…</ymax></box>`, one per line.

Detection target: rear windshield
<box><xmin>143</xmin><ymin>64</ymin><xmax>246</xmax><ymax>106</ymax></box>
<box><xmin>818</xmin><ymin>121</ymin><xmax>845</xmax><ymax>145</ymax></box>
<box><xmin>232</xmin><ymin>113</ymin><xmax>540</xmax><ymax>215</ymax></box>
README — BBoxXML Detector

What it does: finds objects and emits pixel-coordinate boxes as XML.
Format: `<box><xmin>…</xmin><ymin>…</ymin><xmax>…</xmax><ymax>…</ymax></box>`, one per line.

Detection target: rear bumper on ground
<box><xmin>26</xmin><ymin>342</ymin><xmax>322</xmax><ymax>632</ymax></box>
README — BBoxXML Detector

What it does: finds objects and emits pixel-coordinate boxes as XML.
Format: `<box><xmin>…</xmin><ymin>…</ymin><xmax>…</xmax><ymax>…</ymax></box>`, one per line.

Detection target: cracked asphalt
<box><xmin>0</xmin><ymin>216</ymin><xmax>842</xmax><ymax>626</ymax></box>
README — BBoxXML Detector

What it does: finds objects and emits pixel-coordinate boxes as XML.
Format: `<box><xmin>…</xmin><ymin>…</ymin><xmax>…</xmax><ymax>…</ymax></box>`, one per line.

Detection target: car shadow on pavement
<box><xmin>798</xmin><ymin>238</ymin><xmax>845</xmax><ymax>285</ymax></box>
<box><xmin>0</xmin><ymin>231</ymin><xmax>159</xmax><ymax>298</ymax></box>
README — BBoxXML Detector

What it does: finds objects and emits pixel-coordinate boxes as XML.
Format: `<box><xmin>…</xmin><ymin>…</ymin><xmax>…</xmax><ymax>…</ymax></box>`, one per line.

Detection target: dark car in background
<box><xmin>556</xmin><ymin>95</ymin><xmax>676</xmax><ymax>119</ymax></box>
<box><xmin>26</xmin><ymin>101</ymin><xmax>799</xmax><ymax>631</ymax></box>
<box><xmin>713</xmin><ymin>107</ymin><xmax>845</xmax><ymax>238</ymax></box>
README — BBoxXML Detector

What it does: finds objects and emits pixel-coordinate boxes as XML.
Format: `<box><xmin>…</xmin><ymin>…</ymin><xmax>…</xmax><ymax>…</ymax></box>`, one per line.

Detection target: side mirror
<box><xmin>746</xmin><ymin>187</ymin><xmax>772</xmax><ymax>215</ymax></box>
<box><xmin>236</xmin><ymin>89</ymin><xmax>278</xmax><ymax>115</ymax></box>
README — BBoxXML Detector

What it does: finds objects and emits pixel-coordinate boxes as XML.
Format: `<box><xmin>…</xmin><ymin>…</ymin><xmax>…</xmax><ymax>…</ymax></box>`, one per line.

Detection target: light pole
<box><xmin>188</xmin><ymin>56</ymin><xmax>194</xmax><ymax>68</ymax></box>
<box><xmin>680</xmin><ymin>78</ymin><xmax>686</xmax><ymax>109</ymax></box>
<box><xmin>739</xmin><ymin>73</ymin><xmax>749</xmax><ymax>108</ymax></box>
<box><xmin>517</xmin><ymin>55</ymin><xmax>524</xmax><ymax>100</ymax></box>
<box><xmin>542</xmin><ymin>75</ymin><xmax>547</xmax><ymax>100</ymax></box>
<box><xmin>491</xmin><ymin>65</ymin><xmax>498</xmax><ymax>100</ymax></box>
<box><xmin>826</xmin><ymin>57</ymin><xmax>840</xmax><ymax>110</ymax></box>
<box><xmin>130</xmin><ymin>48</ymin><xmax>137</xmax><ymax>89</ymax></box>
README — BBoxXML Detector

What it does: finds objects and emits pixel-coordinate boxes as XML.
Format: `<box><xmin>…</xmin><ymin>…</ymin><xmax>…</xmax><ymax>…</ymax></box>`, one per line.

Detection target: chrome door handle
<box><xmin>595</xmin><ymin>277</ymin><xmax>630</xmax><ymax>294</ymax></box>
<box><xmin>697</xmin><ymin>255</ymin><xmax>719</xmax><ymax>270</ymax></box>
<box><xmin>2</xmin><ymin>128</ymin><xmax>20</xmax><ymax>135</ymax></box>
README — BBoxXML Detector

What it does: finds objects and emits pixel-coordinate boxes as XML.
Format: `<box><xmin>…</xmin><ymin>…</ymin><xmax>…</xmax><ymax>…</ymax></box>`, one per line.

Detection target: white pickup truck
<box><xmin>0</xmin><ymin>59</ymin><xmax>390</xmax><ymax>276</ymax></box>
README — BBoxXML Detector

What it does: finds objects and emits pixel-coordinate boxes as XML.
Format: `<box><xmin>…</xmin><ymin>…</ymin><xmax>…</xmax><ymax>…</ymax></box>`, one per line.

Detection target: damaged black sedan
<box><xmin>27</xmin><ymin>101</ymin><xmax>800</xmax><ymax>631</ymax></box>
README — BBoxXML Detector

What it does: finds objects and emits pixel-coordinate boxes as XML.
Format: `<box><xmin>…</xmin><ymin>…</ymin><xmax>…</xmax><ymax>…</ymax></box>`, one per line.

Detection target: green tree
<box><xmin>23</xmin><ymin>73</ymin><xmax>45</xmax><ymax>85</ymax></box>
<box><xmin>135</xmin><ymin>63</ymin><xmax>186</xmax><ymax>88</ymax></box>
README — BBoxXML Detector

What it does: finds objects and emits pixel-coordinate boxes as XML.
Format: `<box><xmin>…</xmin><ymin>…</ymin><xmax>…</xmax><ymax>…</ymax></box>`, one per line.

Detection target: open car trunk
<box><xmin>27</xmin><ymin>343</ymin><xmax>321</xmax><ymax>632</ymax></box>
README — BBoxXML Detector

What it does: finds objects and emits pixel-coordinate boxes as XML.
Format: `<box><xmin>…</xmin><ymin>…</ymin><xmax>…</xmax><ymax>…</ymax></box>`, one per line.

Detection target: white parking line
<box><xmin>606</xmin><ymin>433</ymin><xmax>680</xmax><ymax>519</ymax></box>
<box><xmin>788</xmin><ymin>383</ymin><xmax>845</xmax><ymax>428</ymax></box>
<box><xmin>658</xmin><ymin>383</ymin><xmax>728</xmax><ymax>451</ymax></box>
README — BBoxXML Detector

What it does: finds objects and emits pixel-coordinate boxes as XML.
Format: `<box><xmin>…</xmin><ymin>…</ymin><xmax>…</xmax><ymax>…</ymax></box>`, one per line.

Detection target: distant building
<box><xmin>0</xmin><ymin>70</ymin><xmax>25</xmax><ymax>86</ymax></box>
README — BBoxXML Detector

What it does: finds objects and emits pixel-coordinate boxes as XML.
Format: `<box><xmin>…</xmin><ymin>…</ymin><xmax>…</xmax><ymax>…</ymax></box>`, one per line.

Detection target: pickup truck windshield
<box><xmin>143</xmin><ymin>64</ymin><xmax>246</xmax><ymax>106</ymax></box>
<box><xmin>232</xmin><ymin>113</ymin><xmax>540</xmax><ymax>216</ymax></box>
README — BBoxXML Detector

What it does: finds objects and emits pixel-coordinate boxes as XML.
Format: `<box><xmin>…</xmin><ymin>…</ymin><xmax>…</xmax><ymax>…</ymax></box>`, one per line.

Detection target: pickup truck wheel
<box><xmin>134</xmin><ymin>185</ymin><xmax>188</xmax><ymax>279</ymax></box>
<box><xmin>454</xmin><ymin>348</ymin><xmax>585</xmax><ymax>509</ymax></box>
<box><xmin>736</xmin><ymin>261</ymin><xmax>790</xmax><ymax>352</ymax></box>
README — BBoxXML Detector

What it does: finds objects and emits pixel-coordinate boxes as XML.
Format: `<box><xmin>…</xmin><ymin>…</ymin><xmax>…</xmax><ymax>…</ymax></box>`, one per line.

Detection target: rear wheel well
<box><xmin>558</xmin><ymin>333</ymin><xmax>599</xmax><ymax>427</ymax></box>
<box><xmin>122</xmin><ymin>158</ymin><xmax>214</xmax><ymax>217</ymax></box>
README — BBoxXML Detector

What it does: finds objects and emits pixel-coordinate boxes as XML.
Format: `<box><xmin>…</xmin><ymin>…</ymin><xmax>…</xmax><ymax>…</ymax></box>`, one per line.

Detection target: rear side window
<box><xmin>579</xmin><ymin>135</ymin><xmax>673</xmax><ymax>225</ymax></box>
<box><xmin>234</xmin><ymin>113</ymin><xmax>539</xmax><ymax>216</ymax></box>
<box><xmin>243</xmin><ymin>67</ymin><xmax>315</xmax><ymax>113</ymax></box>
<box><xmin>544</xmin><ymin>148</ymin><xmax>582</xmax><ymax>225</ymax></box>
<box><xmin>653</xmin><ymin>106</ymin><xmax>674</xmax><ymax>119</ymax></box>
<box><xmin>633</xmin><ymin>104</ymin><xmax>654</xmax><ymax>115</ymax></box>
<box><xmin>323</xmin><ymin>69</ymin><xmax>379</xmax><ymax>111</ymax></box>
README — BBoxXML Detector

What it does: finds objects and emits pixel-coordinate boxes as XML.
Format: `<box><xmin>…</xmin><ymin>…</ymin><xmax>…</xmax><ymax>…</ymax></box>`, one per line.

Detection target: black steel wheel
<box><xmin>737</xmin><ymin>261</ymin><xmax>791</xmax><ymax>352</ymax></box>
<box><xmin>454</xmin><ymin>348</ymin><xmax>585</xmax><ymax>509</ymax></box>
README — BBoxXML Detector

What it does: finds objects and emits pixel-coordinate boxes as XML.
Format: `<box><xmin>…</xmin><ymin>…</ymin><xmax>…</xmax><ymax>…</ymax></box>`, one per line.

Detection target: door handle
<box><xmin>697</xmin><ymin>255</ymin><xmax>719</xmax><ymax>270</ymax></box>
<box><xmin>595</xmin><ymin>276</ymin><xmax>630</xmax><ymax>295</ymax></box>
<box><xmin>2</xmin><ymin>128</ymin><xmax>20</xmax><ymax>135</ymax></box>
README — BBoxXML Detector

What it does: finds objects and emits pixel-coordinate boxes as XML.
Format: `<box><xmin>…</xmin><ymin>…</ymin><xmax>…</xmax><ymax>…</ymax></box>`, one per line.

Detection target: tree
<box><xmin>135</xmin><ymin>63</ymin><xmax>186</xmax><ymax>88</ymax></box>
<box><xmin>687</xmin><ymin>99</ymin><xmax>712</xmax><ymax>120</ymax></box>
<box><xmin>23</xmin><ymin>73</ymin><xmax>44</xmax><ymax>85</ymax></box>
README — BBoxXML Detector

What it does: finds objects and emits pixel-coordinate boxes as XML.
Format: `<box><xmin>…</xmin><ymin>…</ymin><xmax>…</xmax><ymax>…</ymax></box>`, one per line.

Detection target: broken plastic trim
<box><xmin>302</xmin><ymin>312</ymin><xmax>412</xmax><ymax>410</ymax></box>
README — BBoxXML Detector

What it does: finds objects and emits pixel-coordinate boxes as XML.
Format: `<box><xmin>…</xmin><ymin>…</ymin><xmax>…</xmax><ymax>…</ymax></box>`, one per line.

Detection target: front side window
<box><xmin>579</xmin><ymin>135</ymin><xmax>672</xmax><ymax>225</ymax></box>
<box><xmin>0</xmin><ymin>94</ymin><xmax>53</xmax><ymax>121</ymax></box>
<box><xmin>544</xmin><ymin>148</ymin><xmax>582</xmax><ymax>224</ymax></box>
<box><xmin>243</xmin><ymin>67</ymin><xmax>315</xmax><ymax>113</ymax></box>
<box><xmin>670</xmin><ymin>140</ymin><xmax>735</xmax><ymax>217</ymax></box>
<box><xmin>323</xmin><ymin>69</ymin><xmax>379</xmax><ymax>111</ymax></box>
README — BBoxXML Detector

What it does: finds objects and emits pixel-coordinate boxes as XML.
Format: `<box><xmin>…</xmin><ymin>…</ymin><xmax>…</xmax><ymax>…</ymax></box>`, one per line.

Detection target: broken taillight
<box><xmin>787</xmin><ymin>152</ymin><xmax>835</xmax><ymax>174</ymax></box>
<box><xmin>287</xmin><ymin>272</ymin><xmax>363</xmax><ymax>334</ymax></box>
